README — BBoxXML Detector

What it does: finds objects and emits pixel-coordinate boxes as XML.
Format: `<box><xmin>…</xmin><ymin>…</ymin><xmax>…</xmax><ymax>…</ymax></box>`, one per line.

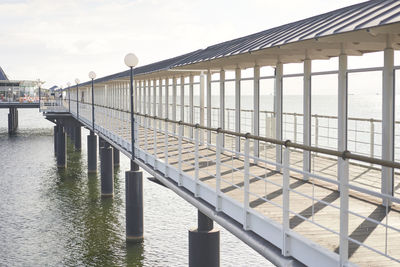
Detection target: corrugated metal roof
<box><xmin>74</xmin><ymin>50</ymin><xmax>202</xmax><ymax>88</ymax></box>
<box><xmin>172</xmin><ymin>0</ymin><xmax>400</xmax><ymax>67</ymax></box>
<box><xmin>67</xmin><ymin>0</ymin><xmax>400</xmax><ymax>90</ymax></box>
<box><xmin>0</xmin><ymin>67</ymin><xmax>8</xmax><ymax>81</ymax></box>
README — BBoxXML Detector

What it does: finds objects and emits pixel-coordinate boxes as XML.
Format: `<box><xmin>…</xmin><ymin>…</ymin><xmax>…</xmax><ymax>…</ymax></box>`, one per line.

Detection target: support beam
<box><xmin>172</xmin><ymin>77</ymin><xmax>177</xmax><ymax>133</ymax></box>
<box><xmin>100</xmin><ymin>146</ymin><xmax>114</xmax><ymax>197</ymax></box>
<box><xmin>235</xmin><ymin>68</ymin><xmax>241</xmax><ymax>155</ymax></box>
<box><xmin>165</xmin><ymin>78</ymin><xmax>169</xmax><ymax>119</ymax></box>
<box><xmin>275</xmin><ymin>63</ymin><xmax>283</xmax><ymax>171</ymax></box>
<box><xmin>87</xmin><ymin>131</ymin><xmax>97</xmax><ymax>173</ymax></box>
<box><xmin>180</xmin><ymin>76</ymin><xmax>185</xmax><ymax>122</ymax></box>
<box><xmin>143</xmin><ymin>81</ymin><xmax>147</xmax><ymax>115</ymax></box>
<box><xmin>303</xmin><ymin>58</ymin><xmax>311</xmax><ymax>179</ymax></box>
<box><xmin>56</xmin><ymin>124</ymin><xmax>66</xmax><ymax>168</ymax></box>
<box><xmin>200</xmin><ymin>72</ymin><xmax>205</xmax><ymax>144</ymax></box>
<box><xmin>190</xmin><ymin>74</ymin><xmax>194</xmax><ymax>138</ymax></box>
<box><xmin>153</xmin><ymin>79</ymin><xmax>157</xmax><ymax>117</ymax></box>
<box><xmin>158</xmin><ymin>78</ymin><xmax>163</xmax><ymax>129</ymax></box>
<box><xmin>338</xmin><ymin>51</ymin><xmax>348</xmax><ymax>183</ymax></box>
<box><xmin>253</xmin><ymin>65</ymin><xmax>260</xmax><ymax>159</ymax></box>
<box><xmin>189</xmin><ymin>210</ymin><xmax>220</xmax><ymax>267</ymax></box>
<box><xmin>382</xmin><ymin>41</ymin><xmax>395</xmax><ymax>205</ymax></box>
<box><xmin>126</xmin><ymin>170</ymin><xmax>144</xmax><ymax>242</ymax></box>
<box><xmin>220</xmin><ymin>70</ymin><xmax>225</xmax><ymax>147</ymax></box>
<box><xmin>207</xmin><ymin>71</ymin><xmax>212</xmax><ymax>145</ymax></box>
<box><xmin>148</xmin><ymin>80</ymin><xmax>151</xmax><ymax>115</ymax></box>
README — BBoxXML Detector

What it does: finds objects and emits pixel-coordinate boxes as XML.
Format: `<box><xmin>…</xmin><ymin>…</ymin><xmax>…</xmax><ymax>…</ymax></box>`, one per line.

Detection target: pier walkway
<box><xmin>43</xmin><ymin>1</ymin><xmax>400</xmax><ymax>266</ymax></box>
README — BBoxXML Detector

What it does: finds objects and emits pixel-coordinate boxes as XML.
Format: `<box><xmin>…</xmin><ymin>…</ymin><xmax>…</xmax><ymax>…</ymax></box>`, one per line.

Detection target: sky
<box><xmin>0</xmin><ymin>0</ymin><xmax>368</xmax><ymax>88</ymax></box>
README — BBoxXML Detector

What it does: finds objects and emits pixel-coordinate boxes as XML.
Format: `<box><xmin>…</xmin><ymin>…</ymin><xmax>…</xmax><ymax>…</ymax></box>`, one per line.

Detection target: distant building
<box><xmin>0</xmin><ymin>66</ymin><xmax>39</xmax><ymax>102</ymax></box>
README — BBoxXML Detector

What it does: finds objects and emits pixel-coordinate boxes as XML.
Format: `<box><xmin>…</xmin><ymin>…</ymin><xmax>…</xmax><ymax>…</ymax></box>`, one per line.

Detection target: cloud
<box><xmin>0</xmin><ymin>0</ymin><xmax>362</xmax><ymax>86</ymax></box>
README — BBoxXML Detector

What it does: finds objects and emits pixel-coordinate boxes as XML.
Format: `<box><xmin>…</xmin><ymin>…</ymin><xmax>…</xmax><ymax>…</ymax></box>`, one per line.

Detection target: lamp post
<box><xmin>75</xmin><ymin>78</ymin><xmax>80</xmax><ymax>119</ymax></box>
<box><xmin>89</xmin><ymin>71</ymin><xmax>96</xmax><ymax>132</ymax></box>
<box><xmin>124</xmin><ymin>53</ymin><xmax>139</xmax><ymax>170</ymax></box>
<box><xmin>67</xmin><ymin>82</ymin><xmax>71</xmax><ymax>113</ymax></box>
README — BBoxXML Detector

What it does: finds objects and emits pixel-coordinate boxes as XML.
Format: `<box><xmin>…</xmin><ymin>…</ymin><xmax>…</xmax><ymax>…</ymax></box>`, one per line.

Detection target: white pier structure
<box><xmin>48</xmin><ymin>1</ymin><xmax>400</xmax><ymax>266</ymax></box>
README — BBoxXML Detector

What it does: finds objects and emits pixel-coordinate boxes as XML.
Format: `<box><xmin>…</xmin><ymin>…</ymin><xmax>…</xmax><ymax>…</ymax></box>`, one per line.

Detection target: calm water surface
<box><xmin>0</xmin><ymin>109</ymin><xmax>270</xmax><ymax>266</ymax></box>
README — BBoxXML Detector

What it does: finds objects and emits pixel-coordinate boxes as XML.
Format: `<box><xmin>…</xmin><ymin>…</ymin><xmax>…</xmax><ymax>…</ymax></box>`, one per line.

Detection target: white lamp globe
<box><xmin>124</xmin><ymin>53</ymin><xmax>139</xmax><ymax>67</ymax></box>
<box><xmin>89</xmin><ymin>71</ymin><xmax>96</xmax><ymax>80</ymax></box>
<box><xmin>75</xmin><ymin>78</ymin><xmax>80</xmax><ymax>84</ymax></box>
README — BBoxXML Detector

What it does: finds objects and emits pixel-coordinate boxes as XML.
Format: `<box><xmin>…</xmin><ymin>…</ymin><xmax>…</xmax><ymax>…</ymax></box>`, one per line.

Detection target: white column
<box><xmin>148</xmin><ymin>80</ymin><xmax>151</xmax><ymax>115</ymax></box>
<box><xmin>382</xmin><ymin>39</ymin><xmax>395</xmax><ymax>204</ymax></box>
<box><xmin>134</xmin><ymin>81</ymin><xmax>137</xmax><ymax>112</ymax></box>
<box><xmin>220</xmin><ymin>69</ymin><xmax>225</xmax><ymax>147</ymax></box>
<box><xmin>165</xmin><ymin>78</ymin><xmax>169</xmax><ymax>119</ymax></box>
<box><xmin>153</xmin><ymin>79</ymin><xmax>157</xmax><ymax>117</ymax></box>
<box><xmin>172</xmin><ymin>77</ymin><xmax>177</xmax><ymax>133</ymax></box>
<box><xmin>180</xmin><ymin>76</ymin><xmax>185</xmax><ymax>122</ymax></box>
<box><xmin>158</xmin><ymin>78</ymin><xmax>163</xmax><ymax>128</ymax></box>
<box><xmin>303</xmin><ymin>58</ymin><xmax>311</xmax><ymax>179</ymax></box>
<box><xmin>143</xmin><ymin>80</ymin><xmax>148</xmax><ymax>114</ymax></box>
<box><xmin>253</xmin><ymin>65</ymin><xmax>260</xmax><ymax>159</ymax></box>
<box><xmin>338</xmin><ymin>51</ymin><xmax>348</xmax><ymax>182</ymax></box>
<box><xmin>200</xmin><ymin>72</ymin><xmax>205</xmax><ymax>144</ymax></box>
<box><xmin>235</xmin><ymin>67</ymin><xmax>241</xmax><ymax>154</ymax></box>
<box><xmin>275</xmin><ymin>62</ymin><xmax>283</xmax><ymax>171</ymax></box>
<box><xmin>207</xmin><ymin>70</ymin><xmax>212</xmax><ymax>144</ymax></box>
<box><xmin>138</xmin><ymin>81</ymin><xmax>142</xmax><ymax>113</ymax></box>
<box><xmin>189</xmin><ymin>74</ymin><xmax>194</xmax><ymax>137</ymax></box>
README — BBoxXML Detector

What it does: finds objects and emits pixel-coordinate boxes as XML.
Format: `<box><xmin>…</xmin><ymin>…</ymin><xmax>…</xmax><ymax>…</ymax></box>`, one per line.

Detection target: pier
<box><xmin>29</xmin><ymin>1</ymin><xmax>400</xmax><ymax>266</ymax></box>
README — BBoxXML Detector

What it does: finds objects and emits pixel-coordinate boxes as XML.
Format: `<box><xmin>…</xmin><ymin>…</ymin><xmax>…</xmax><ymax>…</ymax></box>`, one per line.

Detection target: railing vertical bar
<box><xmin>244</xmin><ymin>137</ymin><xmax>250</xmax><ymax>230</ymax></box>
<box><xmin>339</xmin><ymin>156</ymin><xmax>349</xmax><ymax>266</ymax></box>
<box><xmin>164</xmin><ymin>120</ymin><xmax>169</xmax><ymax>177</ymax></box>
<box><xmin>195</xmin><ymin>126</ymin><xmax>200</xmax><ymax>197</ymax></box>
<box><xmin>282</xmin><ymin>145</ymin><xmax>291</xmax><ymax>256</ymax></box>
<box><xmin>178</xmin><ymin>123</ymin><xmax>183</xmax><ymax>186</ymax></box>
<box><xmin>216</xmin><ymin>131</ymin><xmax>222</xmax><ymax>211</ymax></box>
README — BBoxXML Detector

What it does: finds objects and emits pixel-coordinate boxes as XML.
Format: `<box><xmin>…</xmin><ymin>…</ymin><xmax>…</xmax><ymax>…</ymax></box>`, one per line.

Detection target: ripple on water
<box><xmin>0</xmin><ymin>109</ymin><xmax>272</xmax><ymax>266</ymax></box>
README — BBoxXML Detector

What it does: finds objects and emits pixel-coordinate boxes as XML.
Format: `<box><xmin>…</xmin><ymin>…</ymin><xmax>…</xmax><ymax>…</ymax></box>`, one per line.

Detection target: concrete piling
<box><xmin>100</xmin><ymin>146</ymin><xmax>114</xmax><ymax>197</ymax></box>
<box><xmin>125</xmin><ymin>169</ymin><xmax>143</xmax><ymax>242</ymax></box>
<box><xmin>56</xmin><ymin>124</ymin><xmax>67</xmax><ymax>168</ymax></box>
<box><xmin>87</xmin><ymin>131</ymin><xmax>97</xmax><ymax>173</ymax></box>
<box><xmin>189</xmin><ymin>211</ymin><xmax>220</xmax><ymax>267</ymax></box>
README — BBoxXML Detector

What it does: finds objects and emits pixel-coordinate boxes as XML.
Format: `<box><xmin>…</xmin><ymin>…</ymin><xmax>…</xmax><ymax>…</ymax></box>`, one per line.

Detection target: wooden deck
<box><xmin>90</xmin><ymin>110</ymin><xmax>400</xmax><ymax>266</ymax></box>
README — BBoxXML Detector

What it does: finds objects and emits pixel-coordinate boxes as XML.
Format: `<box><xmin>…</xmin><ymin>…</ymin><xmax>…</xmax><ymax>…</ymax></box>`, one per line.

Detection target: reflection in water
<box><xmin>0</xmin><ymin>109</ymin><xmax>269</xmax><ymax>266</ymax></box>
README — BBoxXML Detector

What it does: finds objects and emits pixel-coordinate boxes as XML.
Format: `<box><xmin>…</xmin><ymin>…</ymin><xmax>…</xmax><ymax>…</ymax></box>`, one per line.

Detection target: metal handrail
<box><xmin>60</xmin><ymin>99</ymin><xmax>400</xmax><ymax>169</ymax></box>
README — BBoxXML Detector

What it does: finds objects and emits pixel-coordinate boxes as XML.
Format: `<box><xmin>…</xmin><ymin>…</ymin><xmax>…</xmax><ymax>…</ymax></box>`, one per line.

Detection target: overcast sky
<box><xmin>0</xmin><ymin>0</ymin><xmax>364</xmax><ymax>87</ymax></box>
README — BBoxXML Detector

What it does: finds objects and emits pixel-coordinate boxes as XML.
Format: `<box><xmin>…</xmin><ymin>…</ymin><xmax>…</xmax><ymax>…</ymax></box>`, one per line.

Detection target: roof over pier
<box><xmin>70</xmin><ymin>0</ymin><xmax>400</xmax><ymax>88</ymax></box>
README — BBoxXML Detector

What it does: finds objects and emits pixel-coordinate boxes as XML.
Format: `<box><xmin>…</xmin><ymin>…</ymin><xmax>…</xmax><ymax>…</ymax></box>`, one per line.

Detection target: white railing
<box><xmin>47</xmin><ymin>98</ymin><xmax>400</xmax><ymax>266</ymax></box>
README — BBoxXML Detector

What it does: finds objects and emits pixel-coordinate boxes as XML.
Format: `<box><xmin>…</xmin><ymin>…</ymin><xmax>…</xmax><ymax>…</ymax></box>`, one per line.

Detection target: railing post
<box><xmin>164</xmin><ymin>119</ymin><xmax>169</xmax><ymax>177</ymax></box>
<box><xmin>282</xmin><ymin>144</ymin><xmax>291</xmax><ymax>257</ymax></box>
<box><xmin>145</xmin><ymin>115</ymin><xmax>148</xmax><ymax>163</ymax></box>
<box><xmin>243</xmin><ymin>137</ymin><xmax>250</xmax><ymax>230</ymax></box>
<box><xmin>293</xmin><ymin>113</ymin><xmax>297</xmax><ymax>143</ymax></box>
<box><xmin>315</xmin><ymin>116</ymin><xmax>319</xmax><ymax>149</ymax></box>
<box><xmin>154</xmin><ymin>117</ymin><xmax>158</xmax><ymax>170</ymax></box>
<box><xmin>370</xmin><ymin>119</ymin><xmax>375</xmax><ymax>166</ymax></box>
<box><xmin>339</xmin><ymin>155</ymin><xmax>349</xmax><ymax>266</ymax></box>
<box><xmin>195</xmin><ymin>126</ymin><xmax>200</xmax><ymax>197</ymax></box>
<box><xmin>178</xmin><ymin>122</ymin><xmax>183</xmax><ymax>186</ymax></box>
<box><xmin>216</xmin><ymin>130</ymin><xmax>222</xmax><ymax>211</ymax></box>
